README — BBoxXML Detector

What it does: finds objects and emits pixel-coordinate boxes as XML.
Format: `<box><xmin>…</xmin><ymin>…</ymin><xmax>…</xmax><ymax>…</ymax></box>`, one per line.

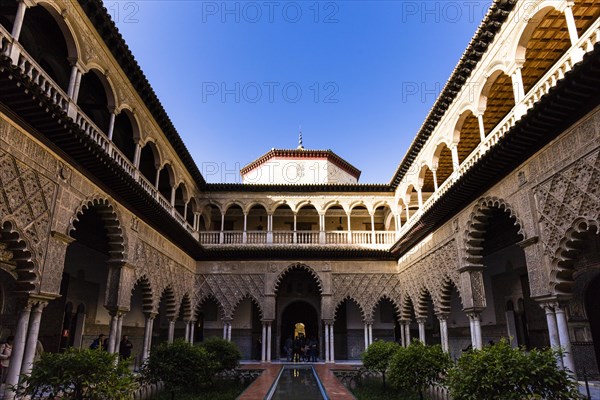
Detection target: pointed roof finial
<box><xmin>297</xmin><ymin>125</ymin><xmax>304</xmax><ymax>150</ymax></box>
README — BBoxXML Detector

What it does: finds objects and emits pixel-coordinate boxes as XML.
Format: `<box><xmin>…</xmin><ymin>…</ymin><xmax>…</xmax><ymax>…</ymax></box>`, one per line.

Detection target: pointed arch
<box><xmin>195</xmin><ymin>294</ymin><xmax>226</xmax><ymax>320</ymax></box>
<box><xmin>68</xmin><ymin>197</ymin><xmax>127</xmax><ymax>263</ymax></box>
<box><xmin>0</xmin><ymin>220</ymin><xmax>37</xmax><ymax>292</ymax></box>
<box><xmin>370</xmin><ymin>295</ymin><xmax>401</xmax><ymax>322</ymax></box>
<box><xmin>231</xmin><ymin>293</ymin><xmax>264</xmax><ymax>320</ymax></box>
<box><xmin>464</xmin><ymin>197</ymin><xmax>525</xmax><ymax>268</ymax></box>
<box><xmin>552</xmin><ymin>218</ymin><xmax>600</xmax><ymax>295</ymax></box>
<box><xmin>334</xmin><ymin>296</ymin><xmax>366</xmax><ymax>322</ymax></box>
<box><xmin>274</xmin><ymin>263</ymin><xmax>323</xmax><ymax>294</ymax></box>
<box><xmin>131</xmin><ymin>275</ymin><xmax>154</xmax><ymax>314</ymax></box>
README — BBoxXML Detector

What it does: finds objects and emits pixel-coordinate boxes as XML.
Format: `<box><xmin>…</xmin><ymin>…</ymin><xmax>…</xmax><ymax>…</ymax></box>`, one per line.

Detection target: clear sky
<box><xmin>104</xmin><ymin>0</ymin><xmax>492</xmax><ymax>183</ymax></box>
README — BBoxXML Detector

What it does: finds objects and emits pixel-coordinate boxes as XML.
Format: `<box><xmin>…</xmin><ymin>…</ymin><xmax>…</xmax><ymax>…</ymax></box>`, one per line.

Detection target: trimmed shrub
<box><xmin>16</xmin><ymin>348</ymin><xmax>136</xmax><ymax>400</ymax></box>
<box><xmin>388</xmin><ymin>341</ymin><xmax>452</xmax><ymax>400</ymax></box>
<box><xmin>361</xmin><ymin>340</ymin><xmax>400</xmax><ymax>388</ymax></box>
<box><xmin>199</xmin><ymin>337</ymin><xmax>242</xmax><ymax>373</ymax></box>
<box><xmin>446</xmin><ymin>339</ymin><xmax>579</xmax><ymax>400</ymax></box>
<box><xmin>142</xmin><ymin>340</ymin><xmax>218</xmax><ymax>395</ymax></box>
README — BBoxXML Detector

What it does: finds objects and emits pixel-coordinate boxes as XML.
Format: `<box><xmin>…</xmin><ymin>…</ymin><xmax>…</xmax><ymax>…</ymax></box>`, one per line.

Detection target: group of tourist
<box><xmin>284</xmin><ymin>334</ymin><xmax>318</xmax><ymax>362</ymax></box>
<box><xmin>90</xmin><ymin>334</ymin><xmax>133</xmax><ymax>359</ymax></box>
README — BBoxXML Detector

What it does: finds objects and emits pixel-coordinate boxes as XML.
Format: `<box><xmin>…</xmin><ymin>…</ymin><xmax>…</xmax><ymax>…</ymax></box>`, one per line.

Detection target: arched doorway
<box><xmin>276</xmin><ymin>267</ymin><xmax>322</xmax><ymax>360</ymax></box>
<box><xmin>280</xmin><ymin>301</ymin><xmax>319</xmax><ymax>358</ymax></box>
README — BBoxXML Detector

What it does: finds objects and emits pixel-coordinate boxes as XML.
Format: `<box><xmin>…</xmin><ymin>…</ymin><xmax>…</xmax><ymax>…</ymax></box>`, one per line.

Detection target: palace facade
<box><xmin>0</xmin><ymin>0</ymin><xmax>600</xmax><ymax>397</ymax></box>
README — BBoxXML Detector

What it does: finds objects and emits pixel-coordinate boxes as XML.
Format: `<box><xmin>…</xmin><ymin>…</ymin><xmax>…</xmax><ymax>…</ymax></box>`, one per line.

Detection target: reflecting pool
<box><xmin>266</xmin><ymin>365</ymin><xmax>328</xmax><ymax>400</ymax></box>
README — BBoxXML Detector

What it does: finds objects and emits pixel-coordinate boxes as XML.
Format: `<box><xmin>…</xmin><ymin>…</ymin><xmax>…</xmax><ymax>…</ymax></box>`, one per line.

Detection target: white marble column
<box><xmin>404</xmin><ymin>321</ymin><xmax>411</xmax><ymax>346</ymax></box>
<box><xmin>167</xmin><ymin>320</ymin><xmax>175</xmax><ymax>344</ymax></box>
<box><xmin>266</xmin><ymin>322</ymin><xmax>272</xmax><ymax>362</ymax></box>
<box><xmin>437</xmin><ymin>314</ymin><xmax>449</xmax><ymax>353</ymax></box>
<box><xmin>477</xmin><ymin>113</ymin><xmax>486</xmax><ymax>142</ymax></box>
<box><xmin>467</xmin><ymin>312</ymin><xmax>482</xmax><ymax>350</ymax></box>
<box><xmin>364</xmin><ymin>323</ymin><xmax>369</xmax><ymax>350</ymax></box>
<box><xmin>4</xmin><ymin>302</ymin><xmax>32</xmax><ymax>400</ymax></box>
<box><xmin>417</xmin><ymin>318</ymin><xmax>426</xmax><ymax>344</ymax></box>
<box><xmin>190</xmin><ymin>321</ymin><xmax>195</xmax><ymax>345</ymax></box>
<box><xmin>368</xmin><ymin>323</ymin><xmax>373</xmax><ymax>346</ymax></box>
<box><xmin>115</xmin><ymin>313</ymin><xmax>124</xmax><ymax>351</ymax></box>
<box><xmin>555</xmin><ymin>303</ymin><xmax>575</xmax><ymax>376</ymax></box>
<box><xmin>11</xmin><ymin>0</ymin><xmax>29</xmax><ymax>40</ymax></box>
<box><xmin>542</xmin><ymin>303</ymin><xmax>563</xmax><ymax>368</ymax></box>
<box><xmin>107</xmin><ymin>312</ymin><xmax>119</xmax><ymax>353</ymax></box>
<box><xmin>324</xmin><ymin>322</ymin><xmax>330</xmax><ymax>362</ymax></box>
<box><xmin>261</xmin><ymin>322</ymin><xmax>267</xmax><ymax>362</ymax></box>
<box><xmin>400</xmin><ymin>321</ymin><xmax>406</xmax><ymax>347</ymax></box>
<box><xmin>227</xmin><ymin>322</ymin><xmax>232</xmax><ymax>342</ymax></box>
<box><xmin>450</xmin><ymin>144</ymin><xmax>460</xmax><ymax>174</ymax></box>
<box><xmin>329</xmin><ymin>324</ymin><xmax>335</xmax><ymax>363</ymax></box>
<box><xmin>142</xmin><ymin>313</ymin><xmax>156</xmax><ymax>360</ymax></box>
<box><xmin>20</xmin><ymin>301</ymin><xmax>47</xmax><ymax>376</ymax></box>
<box><xmin>184</xmin><ymin>321</ymin><xmax>190</xmax><ymax>342</ymax></box>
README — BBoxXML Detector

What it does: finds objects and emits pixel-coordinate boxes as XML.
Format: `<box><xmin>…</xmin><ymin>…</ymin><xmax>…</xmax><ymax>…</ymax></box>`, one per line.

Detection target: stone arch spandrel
<box><xmin>0</xmin><ymin>148</ymin><xmax>58</xmax><ymax>293</ymax></box>
<box><xmin>332</xmin><ymin>274</ymin><xmax>402</xmax><ymax>322</ymax></box>
<box><xmin>273</xmin><ymin>263</ymin><xmax>324</xmax><ymax>295</ymax></box>
<box><xmin>197</xmin><ymin>273</ymin><xmax>266</xmax><ymax>320</ymax></box>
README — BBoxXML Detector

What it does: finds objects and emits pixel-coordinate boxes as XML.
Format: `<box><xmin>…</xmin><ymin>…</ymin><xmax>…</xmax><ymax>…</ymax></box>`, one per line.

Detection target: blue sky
<box><xmin>104</xmin><ymin>1</ymin><xmax>492</xmax><ymax>183</ymax></box>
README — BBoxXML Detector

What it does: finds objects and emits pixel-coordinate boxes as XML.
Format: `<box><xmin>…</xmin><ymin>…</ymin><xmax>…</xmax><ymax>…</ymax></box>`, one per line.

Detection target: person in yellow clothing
<box><xmin>0</xmin><ymin>336</ymin><xmax>14</xmax><ymax>384</ymax></box>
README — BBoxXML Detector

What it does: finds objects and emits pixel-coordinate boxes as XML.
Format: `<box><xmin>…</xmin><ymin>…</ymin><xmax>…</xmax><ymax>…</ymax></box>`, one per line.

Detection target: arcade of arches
<box><xmin>1</xmin><ymin>0</ymin><xmax>600</xmax><ymax>398</ymax></box>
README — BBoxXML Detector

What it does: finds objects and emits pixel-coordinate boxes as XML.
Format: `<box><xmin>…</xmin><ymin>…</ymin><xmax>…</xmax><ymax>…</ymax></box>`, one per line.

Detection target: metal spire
<box><xmin>297</xmin><ymin>125</ymin><xmax>304</xmax><ymax>149</ymax></box>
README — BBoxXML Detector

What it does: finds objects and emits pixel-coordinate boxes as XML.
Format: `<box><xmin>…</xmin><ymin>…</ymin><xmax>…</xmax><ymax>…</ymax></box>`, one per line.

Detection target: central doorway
<box><xmin>280</xmin><ymin>301</ymin><xmax>319</xmax><ymax>357</ymax></box>
<box><xmin>275</xmin><ymin>266</ymin><xmax>322</xmax><ymax>360</ymax></box>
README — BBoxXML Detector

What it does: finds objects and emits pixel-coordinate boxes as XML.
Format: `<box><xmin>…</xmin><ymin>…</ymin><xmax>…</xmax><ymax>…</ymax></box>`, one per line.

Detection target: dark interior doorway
<box><xmin>280</xmin><ymin>301</ymin><xmax>318</xmax><ymax>356</ymax></box>
<box><xmin>585</xmin><ymin>273</ymin><xmax>600</xmax><ymax>375</ymax></box>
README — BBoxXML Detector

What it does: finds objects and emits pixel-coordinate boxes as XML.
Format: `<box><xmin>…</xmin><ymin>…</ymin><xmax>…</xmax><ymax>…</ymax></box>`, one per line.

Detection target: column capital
<box><xmin>144</xmin><ymin>312</ymin><xmax>158</xmax><ymax>320</ymax></box>
<box><xmin>435</xmin><ymin>313</ymin><xmax>450</xmax><ymax>321</ymax></box>
<box><xmin>363</xmin><ymin>319</ymin><xmax>374</xmax><ymax>325</ymax></box>
<box><xmin>465</xmin><ymin>310</ymin><xmax>483</xmax><ymax>320</ymax></box>
<box><xmin>416</xmin><ymin>317</ymin><xmax>428</xmax><ymax>324</ymax></box>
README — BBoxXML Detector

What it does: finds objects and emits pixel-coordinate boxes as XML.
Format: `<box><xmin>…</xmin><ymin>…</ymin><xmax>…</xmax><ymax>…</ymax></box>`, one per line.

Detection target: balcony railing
<box><xmin>397</xmin><ymin>18</ymin><xmax>600</xmax><ymax>242</ymax></box>
<box><xmin>198</xmin><ymin>230</ymin><xmax>397</xmax><ymax>247</ymax></box>
<box><xmin>0</xmin><ymin>25</ymin><xmax>197</xmax><ymax>237</ymax></box>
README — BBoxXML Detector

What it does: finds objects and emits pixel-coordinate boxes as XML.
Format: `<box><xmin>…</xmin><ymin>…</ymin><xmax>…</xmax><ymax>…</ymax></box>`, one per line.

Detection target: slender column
<box><xmin>368</xmin><ymin>324</ymin><xmax>373</xmax><ymax>346</ymax></box>
<box><xmin>184</xmin><ymin>322</ymin><xmax>190</xmax><ymax>342</ymax></box>
<box><xmin>4</xmin><ymin>302</ymin><xmax>32</xmax><ymax>400</ymax></box>
<box><xmin>370</xmin><ymin>213</ymin><xmax>376</xmax><ymax>244</ymax></box>
<box><xmin>227</xmin><ymin>322</ymin><xmax>232</xmax><ymax>342</ymax></box>
<box><xmin>319</xmin><ymin>214</ymin><xmax>326</xmax><ymax>244</ymax></box>
<box><xmin>437</xmin><ymin>314</ymin><xmax>449</xmax><ymax>353</ymax></box>
<box><xmin>431</xmin><ymin>168</ymin><xmax>438</xmax><ymax>191</ymax></box>
<box><xmin>71</xmin><ymin>69</ymin><xmax>83</xmax><ymax>103</ymax></box>
<box><xmin>404</xmin><ymin>321</ymin><xmax>411</xmax><ymax>345</ymax></box>
<box><xmin>106</xmin><ymin>111</ymin><xmax>117</xmax><ymax>140</ymax></box>
<box><xmin>400</xmin><ymin>321</ymin><xmax>406</xmax><ymax>346</ymax></box>
<box><xmin>242</xmin><ymin>212</ymin><xmax>248</xmax><ymax>243</ymax></box>
<box><xmin>329</xmin><ymin>324</ymin><xmax>335</xmax><ymax>363</ymax></box>
<box><xmin>167</xmin><ymin>320</ymin><xmax>175</xmax><ymax>344</ymax></box>
<box><xmin>261</xmin><ymin>323</ymin><xmax>267</xmax><ymax>362</ymax></box>
<box><xmin>11</xmin><ymin>0</ymin><xmax>29</xmax><ymax>40</ymax></box>
<box><xmin>417</xmin><ymin>188</ymin><xmax>423</xmax><ymax>209</ymax></box>
<box><xmin>267</xmin><ymin>214</ymin><xmax>273</xmax><ymax>244</ymax></box>
<box><xmin>450</xmin><ymin>144</ymin><xmax>460</xmax><ymax>173</ymax></box>
<box><xmin>563</xmin><ymin>2</ymin><xmax>579</xmax><ymax>46</ymax></box>
<box><xmin>107</xmin><ymin>312</ymin><xmax>119</xmax><ymax>353</ymax></box>
<box><xmin>133</xmin><ymin>143</ymin><xmax>142</xmax><ymax>168</ymax></box>
<box><xmin>555</xmin><ymin>304</ymin><xmax>575</xmax><ymax>375</ymax></box>
<box><xmin>467</xmin><ymin>312</ymin><xmax>483</xmax><ymax>350</ymax></box>
<box><xmin>417</xmin><ymin>318</ymin><xmax>426</xmax><ymax>344</ymax></box>
<box><xmin>542</xmin><ymin>303</ymin><xmax>563</xmax><ymax>368</ymax></box>
<box><xmin>293</xmin><ymin>213</ymin><xmax>298</xmax><ymax>243</ymax></box>
<box><xmin>220</xmin><ymin>212</ymin><xmax>225</xmax><ymax>244</ymax></box>
<box><xmin>190</xmin><ymin>321</ymin><xmax>196</xmax><ymax>345</ymax></box>
<box><xmin>347</xmin><ymin>213</ymin><xmax>352</xmax><ymax>243</ymax></box>
<box><xmin>183</xmin><ymin>201</ymin><xmax>189</xmax><ymax>222</ymax></box>
<box><xmin>324</xmin><ymin>322</ymin><xmax>330</xmax><ymax>362</ymax></box>
<box><xmin>154</xmin><ymin>168</ymin><xmax>161</xmax><ymax>188</ymax></box>
<box><xmin>170</xmin><ymin>187</ymin><xmax>176</xmax><ymax>207</ymax></box>
<box><xmin>115</xmin><ymin>313</ymin><xmax>124</xmax><ymax>352</ymax></box>
<box><xmin>405</xmin><ymin>205</ymin><xmax>410</xmax><ymax>221</ymax></box>
<box><xmin>20</xmin><ymin>301</ymin><xmax>46</xmax><ymax>376</ymax></box>
<box><xmin>477</xmin><ymin>113</ymin><xmax>486</xmax><ymax>142</ymax></box>
<box><xmin>364</xmin><ymin>323</ymin><xmax>369</xmax><ymax>350</ymax></box>
<box><xmin>266</xmin><ymin>322</ymin><xmax>272</xmax><ymax>362</ymax></box>
<box><xmin>67</xmin><ymin>64</ymin><xmax>79</xmax><ymax>98</ymax></box>
<box><xmin>142</xmin><ymin>313</ymin><xmax>156</xmax><ymax>360</ymax></box>
<box><xmin>223</xmin><ymin>322</ymin><xmax>228</xmax><ymax>340</ymax></box>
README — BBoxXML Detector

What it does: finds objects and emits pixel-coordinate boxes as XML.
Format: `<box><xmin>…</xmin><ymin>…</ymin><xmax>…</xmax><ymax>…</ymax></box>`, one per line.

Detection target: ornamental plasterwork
<box><xmin>195</xmin><ymin>274</ymin><xmax>265</xmax><ymax>319</ymax></box>
<box><xmin>534</xmin><ymin>149</ymin><xmax>600</xmax><ymax>262</ymax></box>
<box><xmin>0</xmin><ymin>147</ymin><xmax>57</xmax><ymax>288</ymax></box>
<box><xmin>331</xmin><ymin>274</ymin><xmax>402</xmax><ymax>322</ymax></box>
